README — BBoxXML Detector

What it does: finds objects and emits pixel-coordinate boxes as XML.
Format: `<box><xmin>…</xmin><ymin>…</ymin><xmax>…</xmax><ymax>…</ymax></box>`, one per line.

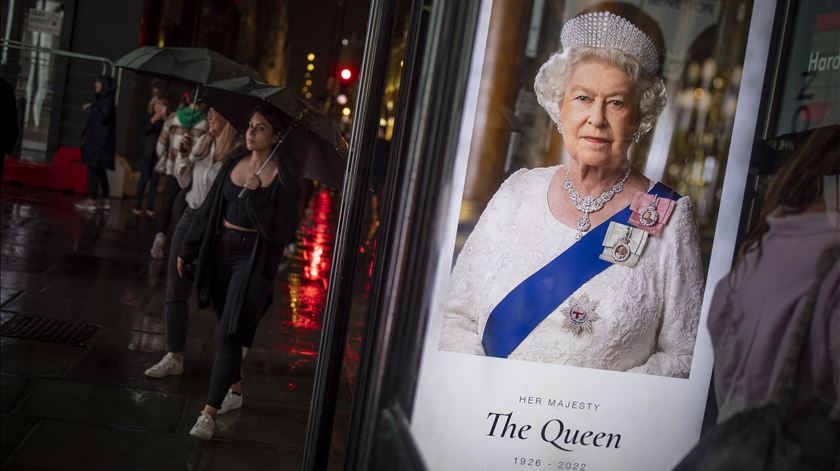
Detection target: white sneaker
<box><xmin>74</xmin><ymin>199</ymin><xmax>98</xmax><ymax>211</ymax></box>
<box><xmin>189</xmin><ymin>411</ymin><xmax>215</xmax><ymax>440</ymax></box>
<box><xmin>150</xmin><ymin>233</ymin><xmax>166</xmax><ymax>259</ymax></box>
<box><xmin>144</xmin><ymin>352</ymin><xmax>183</xmax><ymax>378</ymax></box>
<box><xmin>218</xmin><ymin>389</ymin><xmax>243</xmax><ymax>414</ymax></box>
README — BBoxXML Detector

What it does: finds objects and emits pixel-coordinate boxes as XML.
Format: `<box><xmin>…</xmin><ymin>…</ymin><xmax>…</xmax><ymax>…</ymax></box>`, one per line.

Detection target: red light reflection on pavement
<box><xmin>286</xmin><ymin>188</ymin><xmax>335</xmax><ymax>332</ymax></box>
<box><xmin>268</xmin><ymin>187</ymin><xmax>337</xmax><ymax>372</ymax></box>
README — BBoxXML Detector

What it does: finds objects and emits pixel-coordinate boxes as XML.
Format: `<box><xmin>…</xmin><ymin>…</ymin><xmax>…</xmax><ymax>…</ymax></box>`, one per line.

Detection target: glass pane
<box><xmin>1</xmin><ymin>0</ymin><xmax>66</xmax><ymax>162</ymax></box>
<box><xmin>770</xmin><ymin>0</ymin><xmax>840</xmax><ymax>138</ymax></box>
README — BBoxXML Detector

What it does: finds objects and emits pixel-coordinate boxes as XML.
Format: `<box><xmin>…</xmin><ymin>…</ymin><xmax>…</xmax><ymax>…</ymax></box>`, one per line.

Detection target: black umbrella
<box><xmin>114</xmin><ymin>46</ymin><xmax>262</xmax><ymax>86</ymax></box>
<box><xmin>200</xmin><ymin>77</ymin><xmax>348</xmax><ymax>188</ymax></box>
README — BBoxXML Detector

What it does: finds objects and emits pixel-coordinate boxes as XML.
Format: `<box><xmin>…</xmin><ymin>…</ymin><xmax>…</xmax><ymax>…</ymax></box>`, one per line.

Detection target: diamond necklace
<box><xmin>563</xmin><ymin>164</ymin><xmax>632</xmax><ymax>239</ymax></box>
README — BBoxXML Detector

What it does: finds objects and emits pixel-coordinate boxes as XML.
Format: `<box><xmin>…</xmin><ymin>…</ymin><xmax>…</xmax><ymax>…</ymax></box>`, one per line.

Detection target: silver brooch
<box><xmin>612</xmin><ymin>226</ymin><xmax>633</xmax><ymax>262</ymax></box>
<box><xmin>639</xmin><ymin>195</ymin><xmax>659</xmax><ymax>227</ymax></box>
<box><xmin>562</xmin><ymin>295</ymin><xmax>600</xmax><ymax>335</ymax></box>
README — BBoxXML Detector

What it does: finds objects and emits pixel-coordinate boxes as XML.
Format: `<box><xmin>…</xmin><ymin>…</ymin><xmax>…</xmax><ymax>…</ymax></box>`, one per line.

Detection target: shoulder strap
<box><xmin>771</xmin><ymin>245</ymin><xmax>840</xmax><ymax>407</ymax></box>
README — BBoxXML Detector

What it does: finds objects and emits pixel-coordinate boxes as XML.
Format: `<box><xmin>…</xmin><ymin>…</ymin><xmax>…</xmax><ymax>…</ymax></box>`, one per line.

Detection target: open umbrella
<box><xmin>116</xmin><ymin>46</ymin><xmax>264</xmax><ymax>141</ymax></box>
<box><xmin>200</xmin><ymin>77</ymin><xmax>348</xmax><ymax>188</ymax></box>
<box><xmin>114</xmin><ymin>46</ymin><xmax>262</xmax><ymax>86</ymax></box>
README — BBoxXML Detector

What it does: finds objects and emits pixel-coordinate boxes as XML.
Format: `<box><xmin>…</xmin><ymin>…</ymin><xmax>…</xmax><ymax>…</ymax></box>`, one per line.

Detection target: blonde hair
<box><xmin>147</xmin><ymin>96</ymin><xmax>158</xmax><ymax>114</ymax></box>
<box><xmin>192</xmin><ymin>121</ymin><xmax>239</xmax><ymax>161</ymax></box>
<box><xmin>147</xmin><ymin>96</ymin><xmax>169</xmax><ymax>114</ymax></box>
<box><xmin>534</xmin><ymin>45</ymin><xmax>667</xmax><ymax>140</ymax></box>
<box><xmin>213</xmin><ymin>122</ymin><xmax>238</xmax><ymax>160</ymax></box>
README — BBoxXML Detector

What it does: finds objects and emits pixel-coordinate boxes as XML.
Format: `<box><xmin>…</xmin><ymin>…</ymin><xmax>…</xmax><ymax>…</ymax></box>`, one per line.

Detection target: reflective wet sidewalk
<box><xmin>0</xmin><ymin>184</ymin><xmax>343</xmax><ymax>470</ymax></box>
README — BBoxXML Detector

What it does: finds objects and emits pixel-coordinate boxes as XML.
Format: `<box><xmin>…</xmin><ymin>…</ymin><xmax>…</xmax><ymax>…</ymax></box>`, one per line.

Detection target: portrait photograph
<box><xmin>435</xmin><ymin>0</ymin><xmax>754</xmax><ymax>379</ymax></box>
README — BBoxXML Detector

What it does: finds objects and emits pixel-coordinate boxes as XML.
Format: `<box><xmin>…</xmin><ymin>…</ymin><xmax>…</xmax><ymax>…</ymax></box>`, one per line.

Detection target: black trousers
<box><xmin>164</xmin><ymin>207</ymin><xmax>196</xmax><ymax>352</ymax></box>
<box><xmin>205</xmin><ymin>227</ymin><xmax>258</xmax><ymax>408</ymax></box>
<box><xmin>157</xmin><ymin>175</ymin><xmax>181</xmax><ymax>234</ymax></box>
<box><xmin>87</xmin><ymin>166</ymin><xmax>109</xmax><ymax>199</ymax></box>
<box><xmin>133</xmin><ymin>154</ymin><xmax>159</xmax><ymax>210</ymax></box>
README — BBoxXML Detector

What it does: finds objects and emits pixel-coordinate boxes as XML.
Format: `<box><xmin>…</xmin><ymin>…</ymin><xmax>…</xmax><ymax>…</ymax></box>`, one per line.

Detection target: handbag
<box><xmin>673</xmin><ymin>246</ymin><xmax>840</xmax><ymax>471</ymax></box>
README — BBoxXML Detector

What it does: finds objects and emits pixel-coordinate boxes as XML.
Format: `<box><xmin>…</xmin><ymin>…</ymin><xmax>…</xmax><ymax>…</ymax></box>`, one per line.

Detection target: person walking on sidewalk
<box><xmin>150</xmin><ymin>100</ymin><xmax>208</xmax><ymax>258</ymax></box>
<box><xmin>177</xmin><ymin>106</ymin><xmax>305</xmax><ymax>439</ymax></box>
<box><xmin>144</xmin><ymin>108</ymin><xmax>243</xmax><ymax>379</ymax></box>
<box><xmin>133</xmin><ymin>96</ymin><xmax>169</xmax><ymax>216</ymax></box>
<box><xmin>75</xmin><ymin>76</ymin><xmax>116</xmax><ymax>212</ymax></box>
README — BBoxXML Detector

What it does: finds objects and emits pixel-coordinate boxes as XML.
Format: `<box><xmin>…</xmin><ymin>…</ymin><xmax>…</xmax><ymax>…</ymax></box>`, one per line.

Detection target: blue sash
<box><xmin>481</xmin><ymin>182</ymin><xmax>679</xmax><ymax>358</ymax></box>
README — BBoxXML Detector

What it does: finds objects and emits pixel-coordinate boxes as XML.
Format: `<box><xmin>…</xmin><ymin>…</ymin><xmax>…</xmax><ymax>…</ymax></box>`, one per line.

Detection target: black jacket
<box><xmin>1</xmin><ymin>77</ymin><xmax>18</xmax><ymax>155</ymax></box>
<box><xmin>138</xmin><ymin>112</ymin><xmax>164</xmax><ymax>162</ymax></box>
<box><xmin>180</xmin><ymin>150</ymin><xmax>303</xmax><ymax>346</ymax></box>
<box><xmin>81</xmin><ymin>78</ymin><xmax>116</xmax><ymax>169</ymax></box>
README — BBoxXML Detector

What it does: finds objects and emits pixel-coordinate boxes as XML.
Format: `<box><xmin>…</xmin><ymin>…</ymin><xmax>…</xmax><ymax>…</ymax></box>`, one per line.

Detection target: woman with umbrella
<box><xmin>176</xmin><ymin>105</ymin><xmax>305</xmax><ymax>439</ymax></box>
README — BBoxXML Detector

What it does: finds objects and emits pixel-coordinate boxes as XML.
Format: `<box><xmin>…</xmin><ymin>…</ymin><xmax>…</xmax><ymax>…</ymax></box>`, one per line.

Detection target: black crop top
<box><xmin>222</xmin><ymin>176</ymin><xmax>256</xmax><ymax>229</ymax></box>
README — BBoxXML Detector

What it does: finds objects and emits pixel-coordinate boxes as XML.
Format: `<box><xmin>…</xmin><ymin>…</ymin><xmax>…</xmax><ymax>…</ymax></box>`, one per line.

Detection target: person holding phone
<box><xmin>144</xmin><ymin>108</ymin><xmax>243</xmax><ymax>380</ymax></box>
<box><xmin>150</xmin><ymin>98</ymin><xmax>208</xmax><ymax>258</ymax></box>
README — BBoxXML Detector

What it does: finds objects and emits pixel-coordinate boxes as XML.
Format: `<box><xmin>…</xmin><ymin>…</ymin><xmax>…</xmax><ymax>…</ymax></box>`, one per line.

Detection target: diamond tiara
<box><xmin>561</xmin><ymin>12</ymin><xmax>659</xmax><ymax>75</ymax></box>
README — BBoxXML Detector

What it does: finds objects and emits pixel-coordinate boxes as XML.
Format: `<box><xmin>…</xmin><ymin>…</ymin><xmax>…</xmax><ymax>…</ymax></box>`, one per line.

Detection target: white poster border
<box><xmin>410</xmin><ymin>1</ymin><xmax>778</xmax><ymax>470</ymax></box>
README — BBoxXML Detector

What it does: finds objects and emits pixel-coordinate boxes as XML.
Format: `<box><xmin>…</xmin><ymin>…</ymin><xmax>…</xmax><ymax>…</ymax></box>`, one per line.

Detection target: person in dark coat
<box><xmin>76</xmin><ymin>75</ymin><xmax>117</xmax><ymax>212</ymax></box>
<box><xmin>133</xmin><ymin>95</ymin><xmax>169</xmax><ymax>215</ymax></box>
<box><xmin>177</xmin><ymin>106</ymin><xmax>305</xmax><ymax>439</ymax></box>
<box><xmin>1</xmin><ymin>77</ymin><xmax>19</xmax><ymax>182</ymax></box>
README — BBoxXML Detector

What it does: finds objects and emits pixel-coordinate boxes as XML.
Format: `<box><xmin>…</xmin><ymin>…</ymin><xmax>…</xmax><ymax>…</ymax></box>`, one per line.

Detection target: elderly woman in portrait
<box><xmin>439</xmin><ymin>12</ymin><xmax>704</xmax><ymax>378</ymax></box>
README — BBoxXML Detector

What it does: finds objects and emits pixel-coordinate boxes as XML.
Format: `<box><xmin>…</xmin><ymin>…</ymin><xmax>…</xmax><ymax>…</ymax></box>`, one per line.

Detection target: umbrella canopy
<box><xmin>200</xmin><ymin>77</ymin><xmax>348</xmax><ymax>188</ymax></box>
<box><xmin>114</xmin><ymin>46</ymin><xmax>262</xmax><ymax>86</ymax></box>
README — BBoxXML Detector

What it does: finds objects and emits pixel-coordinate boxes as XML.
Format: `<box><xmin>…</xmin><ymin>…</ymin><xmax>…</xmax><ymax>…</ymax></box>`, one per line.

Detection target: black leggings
<box><xmin>87</xmin><ymin>167</ymin><xmax>109</xmax><ymax>199</ymax></box>
<box><xmin>206</xmin><ymin>228</ymin><xmax>258</xmax><ymax>409</ymax></box>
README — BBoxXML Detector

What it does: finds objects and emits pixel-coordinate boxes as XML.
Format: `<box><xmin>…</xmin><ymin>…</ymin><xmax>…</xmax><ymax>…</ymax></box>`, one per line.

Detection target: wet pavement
<box><xmin>0</xmin><ymin>183</ymin><xmax>347</xmax><ymax>470</ymax></box>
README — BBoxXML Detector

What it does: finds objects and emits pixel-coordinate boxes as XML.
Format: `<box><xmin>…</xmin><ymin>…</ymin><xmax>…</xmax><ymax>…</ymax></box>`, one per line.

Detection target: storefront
<box><xmin>303</xmin><ymin>0</ymin><xmax>838</xmax><ymax>469</ymax></box>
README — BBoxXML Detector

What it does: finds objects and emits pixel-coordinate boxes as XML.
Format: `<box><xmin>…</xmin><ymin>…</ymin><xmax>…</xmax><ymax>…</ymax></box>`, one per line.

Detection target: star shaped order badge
<box><xmin>562</xmin><ymin>295</ymin><xmax>600</xmax><ymax>335</ymax></box>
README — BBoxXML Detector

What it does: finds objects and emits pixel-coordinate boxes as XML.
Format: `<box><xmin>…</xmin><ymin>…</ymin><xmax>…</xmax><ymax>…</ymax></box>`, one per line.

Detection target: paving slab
<box><xmin>0</xmin><ymin>288</ymin><xmax>23</xmax><ymax>308</ymax></box>
<box><xmin>3</xmin><ymin>293</ymin><xmax>165</xmax><ymax>334</ymax></box>
<box><xmin>197</xmin><ymin>440</ymin><xmax>301</xmax><ymax>471</ymax></box>
<box><xmin>1</xmin><ymin>373</ymin><xmax>39</xmax><ymax>413</ymax></box>
<box><xmin>68</xmin><ymin>347</ymin><xmax>209</xmax><ymax>396</ymax></box>
<box><xmin>0</xmin><ymin>337</ymin><xmax>84</xmax><ymax>378</ymax></box>
<box><xmin>16</xmin><ymin>379</ymin><xmax>185</xmax><ymax>432</ymax></box>
<box><xmin>0</xmin><ymin>269</ymin><xmax>53</xmax><ymax>292</ymax></box>
<box><xmin>0</xmin><ymin>413</ymin><xmax>39</xmax><ymax>463</ymax></box>
<box><xmin>1</xmin><ymin>310</ymin><xmax>17</xmax><ymax>325</ymax></box>
<box><xmin>6</xmin><ymin>419</ymin><xmax>203</xmax><ymax>470</ymax></box>
<box><xmin>88</xmin><ymin>326</ymin><xmax>207</xmax><ymax>358</ymax></box>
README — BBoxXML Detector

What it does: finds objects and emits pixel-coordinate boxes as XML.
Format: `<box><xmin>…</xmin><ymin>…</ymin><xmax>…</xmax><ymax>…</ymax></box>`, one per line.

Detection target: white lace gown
<box><xmin>439</xmin><ymin>166</ymin><xmax>705</xmax><ymax>378</ymax></box>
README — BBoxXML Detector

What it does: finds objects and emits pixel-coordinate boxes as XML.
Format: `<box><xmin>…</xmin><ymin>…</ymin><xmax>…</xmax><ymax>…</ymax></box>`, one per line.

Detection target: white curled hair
<box><xmin>534</xmin><ymin>46</ymin><xmax>667</xmax><ymax>141</ymax></box>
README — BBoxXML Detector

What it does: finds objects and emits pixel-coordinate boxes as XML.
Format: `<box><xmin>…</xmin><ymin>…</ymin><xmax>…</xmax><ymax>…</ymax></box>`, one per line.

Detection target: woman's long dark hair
<box><xmin>249</xmin><ymin>105</ymin><xmax>305</xmax><ymax>195</ymax></box>
<box><xmin>736</xmin><ymin>125</ymin><xmax>840</xmax><ymax>267</ymax></box>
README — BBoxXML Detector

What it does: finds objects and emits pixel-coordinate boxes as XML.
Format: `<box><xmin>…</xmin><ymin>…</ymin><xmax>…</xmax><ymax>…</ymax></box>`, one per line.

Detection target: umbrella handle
<box><xmin>236</xmin><ymin>126</ymin><xmax>295</xmax><ymax>199</ymax></box>
<box><xmin>188</xmin><ymin>85</ymin><xmax>201</xmax><ymax>134</ymax></box>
